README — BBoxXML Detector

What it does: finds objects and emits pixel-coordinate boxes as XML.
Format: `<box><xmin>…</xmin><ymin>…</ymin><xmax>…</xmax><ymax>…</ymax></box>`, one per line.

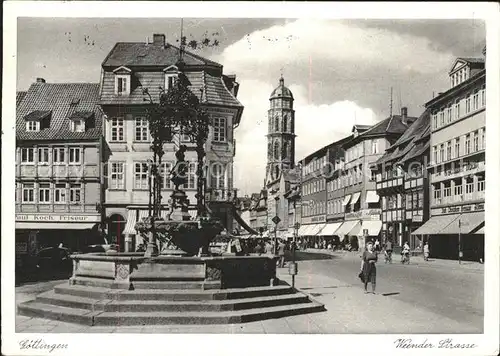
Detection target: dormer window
<box><xmin>163</xmin><ymin>65</ymin><xmax>179</xmax><ymax>91</ymax></box>
<box><xmin>26</xmin><ymin>121</ymin><xmax>40</xmax><ymax>132</ymax></box>
<box><xmin>113</xmin><ymin>66</ymin><xmax>132</xmax><ymax>96</ymax></box>
<box><xmin>68</xmin><ymin>111</ymin><xmax>93</xmax><ymax>133</ymax></box>
<box><xmin>24</xmin><ymin>110</ymin><xmax>51</xmax><ymax>132</ymax></box>
<box><xmin>71</xmin><ymin>119</ymin><xmax>85</xmax><ymax>132</ymax></box>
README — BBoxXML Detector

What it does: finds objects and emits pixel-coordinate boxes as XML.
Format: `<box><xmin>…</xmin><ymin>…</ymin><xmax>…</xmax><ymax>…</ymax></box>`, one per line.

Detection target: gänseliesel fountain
<box><xmin>17</xmin><ymin>58</ymin><xmax>324</xmax><ymax>326</ymax></box>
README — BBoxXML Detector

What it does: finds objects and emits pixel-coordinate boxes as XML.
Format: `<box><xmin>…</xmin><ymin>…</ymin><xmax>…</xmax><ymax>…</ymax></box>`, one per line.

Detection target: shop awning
<box><xmin>123</xmin><ymin>210</ymin><xmax>137</xmax><ymax>235</ymax></box>
<box><xmin>15</xmin><ymin>222</ymin><xmax>97</xmax><ymax>230</ymax></box>
<box><xmin>334</xmin><ymin>220</ymin><xmax>360</xmax><ymax>236</ymax></box>
<box><xmin>439</xmin><ymin>212</ymin><xmax>485</xmax><ymax>234</ymax></box>
<box><xmin>366</xmin><ymin>190</ymin><xmax>380</xmax><ymax>203</ymax></box>
<box><xmin>286</xmin><ymin>228</ymin><xmax>295</xmax><ymax>238</ymax></box>
<box><xmin>309</xmin><ymin>224</ymin><xmax>327</xmax><ymax>236</ymax></box>
<box><xmin>317</xmin><ymin>222</ymin><xmax>342</xmax><ymax>236</ymax></box>
<box><xmin>348</xmin><ymin>221</ymin><xmax>362</xmax><ymax>236</ymax></box>
<box><xmin>358</xmin><ymin>220</ymin><xmax>382</xmax><ymax>236</ymax></box>
<box><xmin>350</xmin><ymin>192</ymin><xmax>361</xmax><ymax>207</ymax></box>
<box><xmin>475</xmin><ymin>227</ymin><xmax>484</xmax><ymax>234</ymax></box>
<box><xmin>297</xmin><ymin>225</ymin><xmax>309</xmax><ymax>236</ymax></box>
<box><xmin>411</xmin><ymin>214</ymin><xmax>461</xmax><ymax>235</ymax></box>
<box><xmin>342</xmin><ymin>194</ymin><xmax>352</xmax><ymax>206</ymax></box>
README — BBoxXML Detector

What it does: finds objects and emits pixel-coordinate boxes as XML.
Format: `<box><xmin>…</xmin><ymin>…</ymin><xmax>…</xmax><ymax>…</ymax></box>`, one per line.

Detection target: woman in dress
<box><xmin>361</xmin><ymin>241</ymin><xmax>378</xmax><ymax>294</ymax></box>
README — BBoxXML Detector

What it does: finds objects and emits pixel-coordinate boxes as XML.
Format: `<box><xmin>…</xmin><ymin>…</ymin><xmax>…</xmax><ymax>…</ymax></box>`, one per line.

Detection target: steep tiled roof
<box><xmin>360</xmin><ymin>114</ymin><xmax>417</xmax><ymax>138</ymax></box>
<box><xmin>16</xmin><ymin>83</ymin><xmax>102</xmax><ymax>141</ymax></box>
<box><xmin>16</xmin><ymin>91</ymin><xmax>27</xmax><ymax>107</ymax></box>
<box><xmin>102</xmin><ymin>42</ymin><xmax>222</xmax><ymax>68</ymax></box>
<box><xmin>99</xmin><ymin>70</ymin><xmax>242</xmax><ymax>108</ymax></box>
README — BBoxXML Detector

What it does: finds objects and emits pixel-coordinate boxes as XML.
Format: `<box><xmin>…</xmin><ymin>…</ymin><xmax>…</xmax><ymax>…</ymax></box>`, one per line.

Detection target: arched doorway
<box><xmin>108</xmin><ymin>214</ymin><xmax>125</xmax><ymax>252</ymax></box>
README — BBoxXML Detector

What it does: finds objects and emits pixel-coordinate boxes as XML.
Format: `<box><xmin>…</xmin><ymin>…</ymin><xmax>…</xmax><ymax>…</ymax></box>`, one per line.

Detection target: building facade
<box><xmin>337</xmin><ymin>110</ymin><xmax>417</xmax><ymax>249</ymax></box>
<box><xmin>374</xmin><ymin>109</ymin><xmax>431</xmax><ymax>249</ymax></box>
<box><xmin>15</xmin><ymin>79</ymin><xmax>104</xmax><ymax>263</ymax></box>
<box><xmin>99</xmin><ymin>34</ymin><xmax>243</xmax><ymax>251</ymax></box>
<box><xmin>412</xmin><ymin>55</ymin><xmax>485</xmax><ymax>261</ymax></box>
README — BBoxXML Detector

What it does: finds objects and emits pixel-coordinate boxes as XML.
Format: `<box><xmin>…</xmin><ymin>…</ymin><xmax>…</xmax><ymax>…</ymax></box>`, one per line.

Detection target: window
<box><xmin>465</xmin><ymin>134</ymin><xmax>471</xmax><ymax>155</ymax></box>
<box><xmin>433</xmin><ymin>146</ymin><xmax>438</xmax><ymax>164</ymax></box>
<box><xmin>39</xmin><ymin>183</ymin><xmax>50</xmax><ymax>203</ymax></box>
<box><xmin>26</xmin><ymin>121</ymin><xmax>40</xmax><ymax>132</ymax></box>
<box><xmin>477</xmin><ymin>177</ymin><xmax>485</xmax><ymax>192</ymax></box>
<box><xmin>71</xmin><ymin>120</ymin><xmax>85</xmax><ymax>133</ymax></box>
<box><xmin>473</xmin><ymin>131</ymin><xmax>479</xmax><ymax>152</ymax></box>
<box><xmin>473</xmin><ymin>91</ymin><xmax>479</xmax><ymax>110</ymax></box>
<box><xmin>481</xmin><ymin>86</ymin><xmax>486</xmax><ymax>107</ymax></box>
<box><xmin>69</xmin><ymin>184</ymin><xmax>81</xmax><ymax>203</ymax></box>
<box><xmin>446</xmin><ymin>141</ymin><xmax>452</xmax><ymax>161</ymax></box>
<box><xmin>21</xmin><ymin>148</ymin><xmax>35</xmax><ymax>164</ymax></box>
<box><xmin>54</xmin><ymin>184</ymin><xmax>66</xmax><ymax>203</ymax></box>
<box><xmin>22</xmin><ymin>183</ymin><xmax>35</xmax><ymax>203</ymax></box>
<box><xmin>117</xmin><ymin>77</ymin><xmax>128</xmax><ymax>96</ymax></box>
<box><xmin>183</xmin><ymin>162</ymin><xmax>197</xmax><ymax>189</ymax></box>
<box><xmin>110</xmin><ymin>118</ymin><xmax>125</xmax><ymax>142</ymax></box>
<box><xmin>69</xmin><ymin>147</ymin><xmax>81</xmax><ymax>164</ymax></box>
<box><xmin>454</xmin><ymin>138</ymin><xmax>460</xmax><ymax>158</ymax></box>
<box><xmin>454</xmin><ymin>182</ymin><xmax>463</xmax><ymax>197</ymax></box>
<box><xmin>160</xmin><ymin>162</ymin><xmax>173</xmax><ymax>190</ymax></box>
<box><xmin>465</xmin><ymin>181</ymin><xmax>474</xmax><ymax>194</ymax></box>
<box><xmin>482</xmin><ymin>128</ymin><xmax>485</xmax><ymax>149</ymax></box>
<box><xmin>165</xmin><ymin>75</ymin><xmax>177</xmax><ymax>91</ymax></box>
<box><xmin>282</xmin><ymin>116</ymin><xmax>288</xmax><ymax>132</ymax></box>
<box><xmin>213</xmin><ymin>118</ymin><xmax>227</xmax><ymax>142</ymax></box>
<box><xmin>135</xmin><ymin>117</ymin><xmax>149</xmax><ymax>142</ymax></box>
<box><xmin>455</xmin><ymin>101</ymin><xmax>460</xmax><ymax>119</ymax></box>
<box><xmin>465</xmin><ymin>96</ymin><xmax>471</xmax><ymax>114</ymax></box>
<box><xmin>53</xmin><ymin>147</ymin><xmax>65</xmax><ymax>164</ymax></box>
<box><xmin>439</xmin><ymin>144</ymin><xmax>444</xmax><ymax>163</ymax></box>
<box><xmin>432</xmin><ymin>114</ymin><xmax>438</xmax><ymax>129</ymax></box>
<box><xmin>134</xmin><ymin>163</ymin><xmax>149</xmax><ymax>190</ymax></box>
<box><xmin>110</xmin><ymin>162</ymin><xmax>125</xmax><ymax>190</ymax></box>
<box><xmin>38</xmin><ymin>147</ymin><xmax>49</xmax><ymax>164</ymax></box>
<box><xmin>433</xmin><ymin>185</ymin><xmax>441</xmax><ymax>203</ymax></box>
<box><xmin>446</xmin><ymin>106</ymin><xmax>452</xmax><ymax>124</ymax></box>
<box><xmin>439</xmin><ymin>111</ymin><xmax>445</xmax><ymax>126</ymax></box>
<box><xmin>443</xmin><ymin>185</ymin><xmax>451</xmax><ymax>198</ymax></box>
<box><xmin>211</xmin><ymin>163</ymin><xmax>226</xmax><ymax>189</ymax></box>
<box><xmin>371</xmin><ymin>140</ymin><xmax>378</xmax><ymax>154</ymax></box>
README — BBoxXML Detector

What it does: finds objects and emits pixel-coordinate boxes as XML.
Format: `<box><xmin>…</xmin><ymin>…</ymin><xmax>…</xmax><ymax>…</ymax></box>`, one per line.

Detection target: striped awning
<box><xmin>298</xmin><ymin>225</ymin><xmax>310</xmax><ymax>236</ymax></box>
<box><xmin>342</xmin><ymin>194</ymin><xmax>352</xmax><ymax>206</ymax></box>
<box><xmin>366</xmin><ymin>190</ymin><xmax>380</xmax><ymax>203</ymax></box>
<box><xmin>475</xmin><ymin>227</ymin><xmax>484</xmax><ymax>234</ymax></box>
<box><xmin>123</xmin><ymin>210</ymin><xmax>137</xmax><ymax>235</ymax></box>
<box><xmin>411</xmin><ymin>214</ymin><xmax>460</xmax><ymax>235</ymax></box>
<box><xmin>358</xmin><ymin>220</ymin><xmax>382</xmax><ymax>236</ymax></box>
<box><xmin>350</xmin><ymin>192</ymin><xmax>361</xmax><ymax>207</ymax></box>
<box><xmin>334</xmin><ymin>220</ymin><xmax>360</xmax><ymax>236</ymax></box>
<box><xmin>309</xmin><ymin>224</ymin><xmax>326</xmax><ymax>236</ymax></box>
<box><xmin>439</xmin><ymin>212</ymin><xmax>484</xmax><ymax>234</ymax></box>
<box><xmin>318</xmin><ymin>222</ymin><xmax>342</xmax><ymax>236</ymax></box>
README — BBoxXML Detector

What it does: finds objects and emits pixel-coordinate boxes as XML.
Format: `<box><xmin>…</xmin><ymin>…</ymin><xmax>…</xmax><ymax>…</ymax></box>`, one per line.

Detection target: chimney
<box><xmin>36</xmin><ymin>78</ymin><xmax>46</xmax><ymax>83</ymax></box>
<box><xmin>401</xmin><ymin>107</ymin><xmax>408</xmax><ymax>124</ymax></box>
<box><xmin>153</xmin><ymin>34</ymin><xmax>166</xmax><ymax>47</ymax></box>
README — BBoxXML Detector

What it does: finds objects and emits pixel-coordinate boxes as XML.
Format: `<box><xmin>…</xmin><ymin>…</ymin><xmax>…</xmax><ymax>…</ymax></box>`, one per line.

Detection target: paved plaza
<box><xmin>15</xmin><ymin>252</ymin><xmax>483</xmax><ymax>334</ymax></box>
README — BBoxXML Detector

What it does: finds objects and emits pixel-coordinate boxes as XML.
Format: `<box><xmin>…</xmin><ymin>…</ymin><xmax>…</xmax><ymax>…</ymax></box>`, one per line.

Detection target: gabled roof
<box><xmin>23</xmin><ymin>110</ymin><xmax>52</xmax><ymax>121</ymax></box>
<box><xmin>16</xmin><ymin>91</ymin><xmax>27</xmax><ymax>107</ymax></box>
<box><xmin>16</xmin><ymin>82</ymin><xmax>102</xmax><ymax>141</ymax></box>
<box><xmin>375</xmin><ymin>109</ymin><xmax>431</xmax><ymax>167</ymax></box>
<box><xmin>102</xmin><ymin>42</ymin><xmax>222</xmax><ymax>69</ymax></box>
<box><xmin>449</xmin><ymin>57</ymin><xmax>485</xmax><ymax>74</ymax></box>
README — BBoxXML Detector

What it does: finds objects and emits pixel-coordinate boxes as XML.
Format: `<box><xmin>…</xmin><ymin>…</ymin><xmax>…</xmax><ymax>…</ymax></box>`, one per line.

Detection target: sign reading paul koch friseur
<box><xmin>15</xmin><ymin>214</ymin><xmax>101</xmax><ymax>222</ymax></box>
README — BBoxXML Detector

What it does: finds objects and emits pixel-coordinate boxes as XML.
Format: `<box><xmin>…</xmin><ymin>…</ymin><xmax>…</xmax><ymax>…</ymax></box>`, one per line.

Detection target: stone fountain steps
<box><xmin>53</xmin><ymin>284</ymin><xmax>295</xmax><ymax>301</ymax></box>
<box><xmin>34</xmin><ymin>289</ymin><xmax>310</xmax><ymax>312</ymax></box>
<box><xmin>71</xmin><ymin>276</ymin><xmax>221</xmax><ymax>290</ymax></box>
<box><xmin>19</xmin><ymin>300</ymin><xmax>325</xmax><ymax>326</ymax></box>
<box><xmin>18</xmin><ymin>283</ymin><xmax>325</xmax><ymax>325</ymax></box>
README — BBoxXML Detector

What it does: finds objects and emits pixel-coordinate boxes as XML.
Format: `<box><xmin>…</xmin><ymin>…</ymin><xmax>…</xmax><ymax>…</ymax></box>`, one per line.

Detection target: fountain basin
<box><xmin>69</xmin><ymin>252</ymin><xmax>279</xmax><ymax>290</ymax></box>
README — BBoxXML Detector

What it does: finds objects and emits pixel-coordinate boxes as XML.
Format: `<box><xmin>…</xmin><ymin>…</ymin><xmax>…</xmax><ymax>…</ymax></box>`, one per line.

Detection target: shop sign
<box><xmin>435</xmin><ymin>204</ymin><xmax>478</xmax><ymax>215</ymax></box>
<box><xmin>474</xmin><ymin>203</ymin><xmax>484</xmax><ymax>211</ymax></box>
<box><xmin>301</xmin><ymin>215</ymin><xmax>326</xmax><ymax>224</ymax></box>
<box><xmin>16</xmin><ymin>214</ymin><xmax>100</xmax><ymax>222</ymax></box>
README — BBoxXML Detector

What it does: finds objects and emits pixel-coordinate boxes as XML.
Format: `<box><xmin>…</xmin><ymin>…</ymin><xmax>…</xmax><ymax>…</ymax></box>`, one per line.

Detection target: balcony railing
<box><xmin>16</xmin><ymin>203</ymin><xmax>100</xmax><ymax>213</ymax></box>
<box><xmin>431</xmin><ymin>191</ymin><xmax>485</xmax><ymax>206</ymax></box>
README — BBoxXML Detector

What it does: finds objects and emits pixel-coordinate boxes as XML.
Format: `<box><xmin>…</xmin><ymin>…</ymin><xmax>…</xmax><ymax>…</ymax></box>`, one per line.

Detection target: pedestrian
<box><xmin>423</xmin><ymin>242</ymin><xmax>430</xmax><ymax>261</ymax></box>
<box><xmin>255</xmin><ymin>242</ymin><xmax>263</xmax><ymax>256</ymax></box>
<box><xmin>265</xmin><ymin>240</ymin><xmax>273</xmax><ymax>256</ymax></box>
<box><xmin>374</xmin><ymin>239</ymin><xmax>380</xmax><ymax>252</ymax></box>
<box><xmin>401</xmin><ymin>241</ymin><xmax>411</xmax><ymax>264</ymax></box>
<box><xmin>384</xmin><ymin>239</ymin><xmax>393</xmax><ymax>264</ymax></box>
<box><xmin>277</xmin><ymin>239</ymin><xmax>286</xmax><ymax>268</ymax></box>
<box><xmin>360</xmin><ymin>241</ymin><xmax>378</xmax><ymax>294</ymax></box>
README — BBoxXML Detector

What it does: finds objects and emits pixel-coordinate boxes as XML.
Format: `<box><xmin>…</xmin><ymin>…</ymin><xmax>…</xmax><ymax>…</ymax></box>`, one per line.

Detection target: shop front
<box><xmin>412</xmin><ymin>203</ymin><xmax>484</xmax><ymax>261</ymax></box>
<box><xmin>15</xmin><ymin>213</ymin><xmax>102</xmax><ymax>278</ymax></box>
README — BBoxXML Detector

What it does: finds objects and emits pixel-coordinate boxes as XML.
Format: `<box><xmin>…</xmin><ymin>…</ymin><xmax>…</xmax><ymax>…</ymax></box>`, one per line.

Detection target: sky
<box><xmin>17</xmin><ymin>18</ymin><xmax>485</xmax><ymax>196</ymax></box>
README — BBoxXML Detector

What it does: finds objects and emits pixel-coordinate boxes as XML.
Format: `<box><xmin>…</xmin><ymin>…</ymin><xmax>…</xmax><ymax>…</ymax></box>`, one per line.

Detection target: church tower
<box><xmin>266</xmin><ymin>76</ymin><xmax>296</xmax><ymax>183</ymax></box>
